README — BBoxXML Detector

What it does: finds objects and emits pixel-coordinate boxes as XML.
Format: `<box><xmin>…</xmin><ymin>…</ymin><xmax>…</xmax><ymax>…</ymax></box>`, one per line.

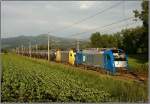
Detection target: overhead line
<box><xmin>68</xmin><ymin>21</ymin><xmax>139</xmax><ymax>39</ymax></box>
<box><xmin>99</xmin><ymin>20</ymin><xmax>139</xmax><ymax>32</ymax></box>
<box><xmin>50</xmin><ymin>1</ymin><xmax>122</xmax><ymax>33</ymax></box>
<box><xmin>101</xmin><ymin>21</ymin><xmax>140</xmax><ymax>33</ymax></box>
<box><xmin>70</xmin><ymin>16</ymin><xmax>134</xmax><ymax>37</ymax></box>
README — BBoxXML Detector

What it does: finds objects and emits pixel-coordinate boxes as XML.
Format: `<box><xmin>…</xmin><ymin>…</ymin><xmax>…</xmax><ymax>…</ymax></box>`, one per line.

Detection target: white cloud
<box><xmin>78</xmin><ymin>1</ymin><xmax>101</xmax><ymax>10</ymax></box>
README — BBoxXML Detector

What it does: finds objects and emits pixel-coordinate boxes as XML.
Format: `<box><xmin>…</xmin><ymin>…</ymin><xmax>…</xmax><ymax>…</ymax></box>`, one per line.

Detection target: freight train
<box><xmin>17</xmin><ymin>48</ymin><xmax>128</xmax><ymax>74</ymax></box>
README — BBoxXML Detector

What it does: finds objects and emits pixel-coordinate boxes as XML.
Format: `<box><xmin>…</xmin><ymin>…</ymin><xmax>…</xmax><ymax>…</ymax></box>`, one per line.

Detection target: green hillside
<box><xmin>2</xmin><ymin>53</ymin><xmax>148</xmax><ymax>102</ymax></box>
<box><xmin>1</xmin><ymin>34</ymin><xmax>88</xmax><ymax>49</ymax></box>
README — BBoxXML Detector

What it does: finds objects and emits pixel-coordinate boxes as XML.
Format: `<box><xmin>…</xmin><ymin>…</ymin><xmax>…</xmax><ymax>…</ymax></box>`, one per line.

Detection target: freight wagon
<box><xmin>21</xmin><ymin>50</ymin><xmax>56</xmax><ymax>61</ymax></box>
<box><xmin>55</xmin><ymin>49</ymin><xmax>69</xmax><ymax>63</ymax></box>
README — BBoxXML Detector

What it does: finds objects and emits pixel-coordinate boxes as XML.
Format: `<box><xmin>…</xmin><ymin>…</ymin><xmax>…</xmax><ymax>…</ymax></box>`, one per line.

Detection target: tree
<box><xmin>90</xmin><ymin>32</ymin><xmax>102</xmax><ymax>47</ymax></box>
<box><xmin>90</xmin><ymin>32</ymin><xmax>119</xmax><ymax>48</ymax></box>
<box><xmin>134</xmin><ymin>0</ymin><xmax>148</xmax><ymax>28</ymax></box>
<box><xmin>121</xmin><ymin>27</ymin><xmax>144</xmax><ymax>54</ymax></box>
<box><xmin>133</xmin><ymin>0</ymin><xmax>148</xmax><ymax>54</ymax></box>
<box><xmin>113</xmin><ymin>32</ymin><xmax>123</xmax><ymax>48</ymax></box>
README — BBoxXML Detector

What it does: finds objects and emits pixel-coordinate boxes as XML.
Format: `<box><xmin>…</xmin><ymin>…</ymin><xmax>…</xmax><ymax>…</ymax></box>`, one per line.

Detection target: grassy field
<box><xmin>1</xmin><ymin>53</ymin><xmax>148</xmax><ymax>102</ymax></box>
<box><xmin>128</xmin><ymin>55</ymin><xmax>148</xmax><ymax>75</ymax></box>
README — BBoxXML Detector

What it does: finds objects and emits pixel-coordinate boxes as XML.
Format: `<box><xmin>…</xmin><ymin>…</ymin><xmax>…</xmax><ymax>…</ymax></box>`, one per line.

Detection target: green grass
<box><xmin>128</xmin><ymin>55</ymin><xmax>148</xmax><ymax>74</ymax></box>
<box><xmin>1</xmin><ymin>53</ymin><xmax>148</xmax><ymax>102</ymax></box>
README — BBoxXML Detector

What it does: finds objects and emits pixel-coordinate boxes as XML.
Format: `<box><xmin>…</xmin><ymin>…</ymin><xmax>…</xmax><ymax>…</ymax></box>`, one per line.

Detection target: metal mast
<box><xmin>48</xmin><ymin>33</ymin><xmax>50</xmax><ymax>61</ymax></box>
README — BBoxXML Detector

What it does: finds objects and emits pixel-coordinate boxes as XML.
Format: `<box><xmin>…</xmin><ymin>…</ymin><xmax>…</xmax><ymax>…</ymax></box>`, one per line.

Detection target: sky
<box><xmin>1</xmin><ymin>1</ymin><xmax>142</xmax><ymax>39</ymax></box>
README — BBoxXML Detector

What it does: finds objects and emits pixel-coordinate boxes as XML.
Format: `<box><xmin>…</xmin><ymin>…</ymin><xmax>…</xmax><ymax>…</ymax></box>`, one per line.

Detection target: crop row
<box><xmin>1</xmin><ymin>54</ymin><xmax>148</xmax><ymax>102</ymax></box>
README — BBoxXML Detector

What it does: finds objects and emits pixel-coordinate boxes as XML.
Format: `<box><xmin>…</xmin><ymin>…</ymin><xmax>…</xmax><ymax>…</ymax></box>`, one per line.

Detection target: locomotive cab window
<box><xmin>112</xmin><ymin>49</ymin><xmax>126</xmax><ymax>61</ymax></box>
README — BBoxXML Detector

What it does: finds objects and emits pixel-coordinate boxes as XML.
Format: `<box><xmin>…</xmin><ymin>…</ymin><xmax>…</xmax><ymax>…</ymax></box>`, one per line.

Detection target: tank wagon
<box><xmin>55</xmin><ymin>49</ymin><xmax>81</xmax><ymax>65</ymax></box>
<box><xmin>20</xmin><ymin>50</ymin><xmax>56</xmax><ymax>61</ymax></box>
<box><xmin>55</xmin><ymin>49</ymin><xmax>61</xmax><ymax>62</ymax></box>
<box><xmin>69</xmin><ymin>49</ymin><xmax>76</xmax><ymax>65</ymax></box>
<box><xmin>61</xmin><ymin>51</ymin><xmax>69</xmax><ymax>63</ymax></box>
<box><xmin>55</xmin><ymin>49</ymin><xmax>69</xmax><ymax>63</ymax></box>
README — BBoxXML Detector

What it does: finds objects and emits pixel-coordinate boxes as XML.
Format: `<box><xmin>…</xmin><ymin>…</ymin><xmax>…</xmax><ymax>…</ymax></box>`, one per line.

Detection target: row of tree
<box><xmin>90</xmin><ymin>0</ymin><xmax>148</xmax><ymax>56</ymax></box>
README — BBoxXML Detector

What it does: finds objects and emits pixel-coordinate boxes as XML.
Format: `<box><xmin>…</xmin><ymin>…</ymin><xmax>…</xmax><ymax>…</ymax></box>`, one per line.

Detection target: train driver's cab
<box><xmin>112</xmin><ymin>49</ymin><xmax>128</xmax><ymax>68</ymax></box>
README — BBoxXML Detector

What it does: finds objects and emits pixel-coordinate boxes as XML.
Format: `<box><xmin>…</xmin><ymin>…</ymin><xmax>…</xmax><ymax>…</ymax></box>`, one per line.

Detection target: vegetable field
<box><xmin>1</xmin><ymin>54</ymin><xmax>148</xmax><ymax>102</ymax></box>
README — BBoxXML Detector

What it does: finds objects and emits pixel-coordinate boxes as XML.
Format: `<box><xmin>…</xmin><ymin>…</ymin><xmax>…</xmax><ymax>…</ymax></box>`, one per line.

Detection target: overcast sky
<box><xmin>1</xmin><ymin>1</ymin><xmax>142</xmax><ymax>39</ymax></box>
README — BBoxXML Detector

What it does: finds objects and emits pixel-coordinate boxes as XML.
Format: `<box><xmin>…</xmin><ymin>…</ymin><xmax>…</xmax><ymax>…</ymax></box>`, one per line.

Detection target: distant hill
<box><xmin>1</xmin><ymin>34</ymin><xmax>89</xmax><ymax>50</ymax></box>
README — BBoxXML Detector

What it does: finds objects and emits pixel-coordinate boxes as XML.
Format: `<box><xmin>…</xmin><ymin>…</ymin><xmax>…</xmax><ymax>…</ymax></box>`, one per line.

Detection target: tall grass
<box><xmin>1</xmin><ymin>53</ymin><xmax>148</xmax><ymax>102</ymax></box>
<box><xmin>128</xmin><ymin>55</ymin><xmax>148</xmax><ymax>74</ymax></box>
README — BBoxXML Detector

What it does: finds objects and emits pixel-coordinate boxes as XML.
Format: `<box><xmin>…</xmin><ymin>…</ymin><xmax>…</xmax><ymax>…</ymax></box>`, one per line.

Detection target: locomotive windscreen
<box><xmin>112</xmin><ymin>49</ymin><xmax>126</xmax><ymax>61</ymax></box>
<box><xmin>112</xmin><ymin>49</ymin><xmax>127</xmax><ymax>68</ymax></box>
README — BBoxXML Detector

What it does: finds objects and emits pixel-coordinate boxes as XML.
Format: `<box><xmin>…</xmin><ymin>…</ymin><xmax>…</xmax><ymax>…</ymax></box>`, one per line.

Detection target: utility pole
<box><xmin>48</xmin><ymin>33</ymin><xmax>50</xmax><ymax>61</ymax></box>
<box><xmin>35</xmin><ymin>40</ymin><xmax>38</xmax><ymax>53</ymax></box>
<box><xmin>18</xmin><ymin>47</ymin><xmax>20</xmax><ymax>54</ymax></box>
<box><xmin>21</xmin><ymin>45</ymin><xmax>23</xmax><ymax>56</ymax></box>
<box><xmin>17</xmin><ymin>47</ymin><xmax>18</xmax><ymax>54</ymax></box>
<box><xmin>36</xmin><ymin>44</ymin><xmax>38</xmax><ymax>53</ymax></box>
<box><xmin>29</xmin><ymin>42</ymin><xmax>31</xmax><ymax>57</ymax></box>
<box><xmin>77</xmin><ymin>39</ymin><xmax>80</xmax><ymax>52</ymax></box>
<box><xmin>15</xmin><ymin>47</ymin><xmax>17</xmax><ymax>54</ymax></box>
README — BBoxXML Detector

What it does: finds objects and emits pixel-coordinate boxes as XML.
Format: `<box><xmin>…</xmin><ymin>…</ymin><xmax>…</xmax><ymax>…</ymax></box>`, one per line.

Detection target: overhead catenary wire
<box><xmin>73</xmin><ymin>20</ymin><xmax>141</xmax><ymax>39</ymax></box>
<box><xmin>101</xmin><ymin>21</ymin><xmax>141</xmax><ymax>34</ymax></box>
<box><xmin>49</xmin><ymin>1</ymin><xmax>122</xmax><ymax>33</ymax></box>
<box><xmin>99</xmin><ymin>20</ymin><xmax>141</xmax><ymax>32</ymax></box>
<box><xmin>58</xmin><ymin>22</ymin><xmax>139</xmax><ymax>39</ymax></box>
<box><xmin>69</xmin><ymin>16</ymin><xmax>134</xmax><ymax>37</ymax></box>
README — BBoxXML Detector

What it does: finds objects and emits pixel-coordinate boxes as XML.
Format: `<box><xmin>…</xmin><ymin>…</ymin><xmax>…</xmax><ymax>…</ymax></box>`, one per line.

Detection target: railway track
<box><xmin>67</xmin><ymin>63</ymin><xmax>147</xmax><ymax>83</ymax></box>
<box><xmin>18</xmin><ymin>54</ymin><xmax>148</xmax><ymax>83</ymax></box>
